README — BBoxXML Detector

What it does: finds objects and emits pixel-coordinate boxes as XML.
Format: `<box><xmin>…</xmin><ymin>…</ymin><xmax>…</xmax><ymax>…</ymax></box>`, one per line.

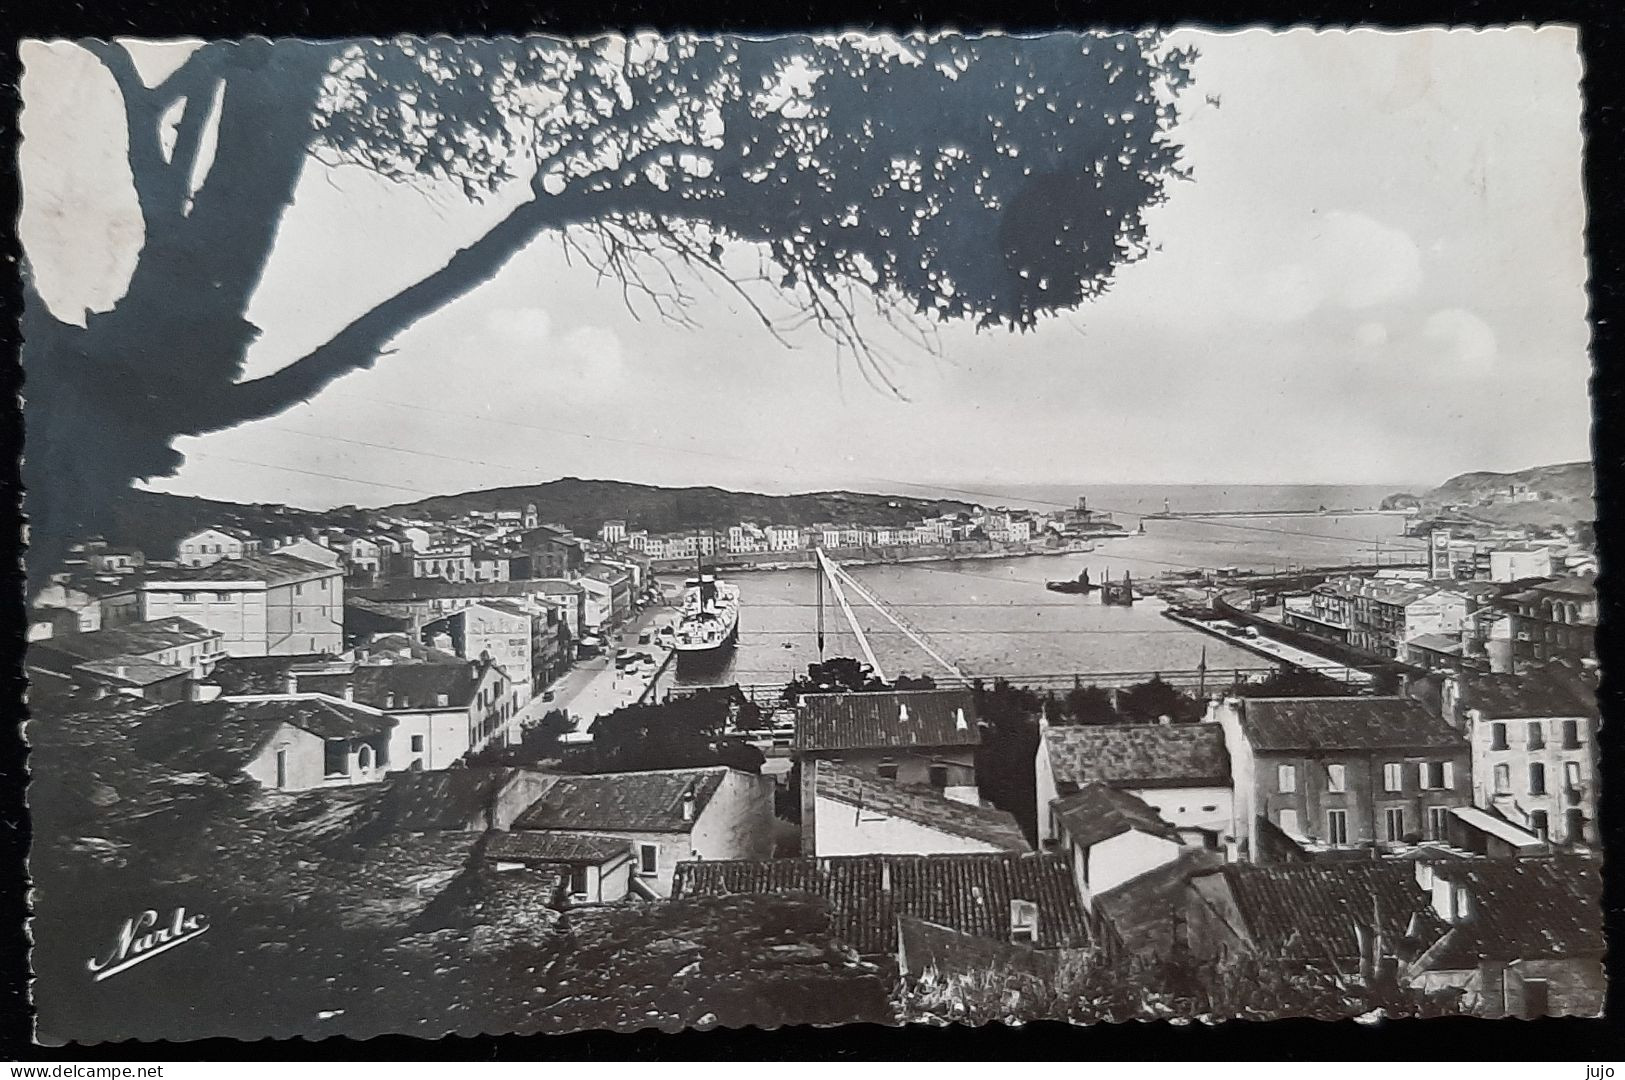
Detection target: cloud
<box><xmin>485</xmin><ymin>307</ymin><xmax>553</xmax><ymax>340</ymax></box>
<box><xmin>1355</xmin><ymin>321</ymin><xmax>1388</xmax><ymax>347</ymax></box>
<box><xmin>1321</xmin><ymin>211</ymin><xmax>1423</xmax><ymax>309</ymax></box>
<box><xmin>1423</xmin><ymin>308</ymin><xmax>1498</xmax><ymax>371</ymax></box>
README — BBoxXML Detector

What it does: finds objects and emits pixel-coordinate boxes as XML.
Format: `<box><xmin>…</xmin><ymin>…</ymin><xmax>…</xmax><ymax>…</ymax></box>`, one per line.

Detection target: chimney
<box><xmin>284</xmin><ymin>673</ymin><xmax>299</xmax><ymax>695</ymax></box>
<box><xmin>955</xmin><ymin>707</ymin><xmax>968</xmax><ymax>733</ymax></box>
<box><xmin>881</xmin><ymin>861</ymin><xmax>892</xmax><ymax>893</ymax></box>
<box><xmin>898</xmin><ymin>702</ymin><xmax>910</xmax><ymax>723</ymax></box>
<box><xmin>681</xmin><ymin>784</ymin><xmax>697</xmax><ymax>823</ymax></box>
<box><xmin>115</xmin><ymin>665</ymin><xmax>127</xmax><ymax>680</ymax></box>
<box><xmin>342</xmin><ymin>681</ymin><xmax>355</xmax><ymax>702</ymax></box>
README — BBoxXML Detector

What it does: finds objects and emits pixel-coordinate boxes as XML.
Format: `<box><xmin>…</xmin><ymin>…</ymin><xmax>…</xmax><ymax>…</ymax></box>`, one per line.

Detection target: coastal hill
<box><xmin>1381</xmin><ymin>461</ymin><xmax>1594</xmax><ymax>529</ymax></box>
<box><xmin>377</xmin><ymin>477</ymin><xmax>977</xmax><ymax>535</ymax></box>
<box><xmin>85</xmin><ymin>480</ymin><xmax>977</xmax><ymax>561</ymax></box>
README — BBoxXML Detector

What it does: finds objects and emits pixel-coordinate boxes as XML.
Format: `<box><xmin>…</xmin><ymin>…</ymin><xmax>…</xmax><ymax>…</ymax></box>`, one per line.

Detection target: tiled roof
<box><xmin>1455</xmin><ymin>670</ymin><xmax>1595</xmax><ymax>719</ymax></box>
<box><xmin>134</xmin><ymin>697</ymin><xmax>393</xmax><ymax>772</ymax></box>
<box><xmin>672</xmin><ymin>851</ymin><xmax>1094</xmax><ymax>955</ymax></box>
<box><xmin>346</xmin><ymin>768</ymin><xmax>531</xmax><ymax>839</ymax></box>
<box><xmin>1051</xmin><ymin>782</ymin><xmax>1182</xmax><ymax>849</ymax></box>
<box><xmin>1202</xmin><ymin>861</ymin><xmax>1446</xmax><ymax>962</ymax></box>
<box><xmin>814</xmin><ymin>761</ymin><xmax>1029</xmax><ymax>852</ymax></box>
<box><xmin>1406</xmin><ymin>633</ymin><xmax>1463</xmax><ymax>655</ymax></box>
<box><xmin>205</xmin><ymin>654</ymin><xmax>330</xmax><ymax>695</ymax></box>
<box><xmin>1235</xmin><ymin>697</ymin><xmax>1465</xmax><ymax>752</ymax></box>
<box><xmin>1043</xmin><ymin>722</ymin><xmax>1230</xmax><ymax>790</ymax></box>
<box><xmin>143</xmin><ymin>552</ymin><xmax>338</xmax><ymax>586</ymax></box>
<box><xmin>357</xmin><ymin>578</ymin><xmax>582</xmax><ymax>602</ymax></box>
<box><xmin>1528</xmin><ymin>575</ymin><xmax>1597</xmax><ymax>598</ymax></box>
<box><xmin>512</xmin><ymin>767</ymin><xmax>728</xmax><ymax>833</ymax></box>
<box><xmin>1427</xmin><ymin>858</ymin><xmax>1603</xmax><ymax>966</ymax></box>
<box><xmin>485</xmin><ymin>830</ymin><xmax>631</xmax><ymax>865</ymax></box>
<box><xmin>304</xmin><ymin>664</ymin><xmax>480</xmax><ymax>710</ymax></box>
<box><xmin>29</xmin><ymin>617</ymin><xmax>219</xmax><ymax>663</ymax></box>
<box><xmin>795</xmin><ymin>690</ymin><xmax>981</xmax><ymax>752</ymax></box>
<box><xmin>73</xmin><ymin>659</ymin><xmax>190</xmax><ymax>687</ymax></box>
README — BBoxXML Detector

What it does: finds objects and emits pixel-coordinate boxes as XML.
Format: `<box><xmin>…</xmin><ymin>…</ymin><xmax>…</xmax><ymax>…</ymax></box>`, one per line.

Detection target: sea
<box><xmin>665</xmin><ymin>483</ymin><xmax>1417</xmax><ymax>690</ymax></box>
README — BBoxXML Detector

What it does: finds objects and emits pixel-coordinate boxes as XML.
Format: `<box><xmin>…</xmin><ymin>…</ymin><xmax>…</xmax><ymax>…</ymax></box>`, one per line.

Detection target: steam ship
<box><xmin>673</xmin><ymin>567</ymin><xmax>741</xmax><ymax>670</ymax></box>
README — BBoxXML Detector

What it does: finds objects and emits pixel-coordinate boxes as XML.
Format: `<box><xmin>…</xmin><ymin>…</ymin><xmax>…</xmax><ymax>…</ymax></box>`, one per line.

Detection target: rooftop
<box><xmin>342</xmin><ymin>768</ymin><xmax>537</xmax><ymax>842</ymax></box>
<box><xmin>205</xmin><ymin>654</ymin><xmax>331</xmax><ymax>695</ymax></box>
<box><xmin>1043</xmin><ymin>722</ymin><xmax>1231</xmax><ymax>790</ymax></box>
<box><xmin>1197</xmin><ymin>861</ymin><xmax>1446</xmax><ymax>963</ymax></box>
<box><xmin>672</xmin><ymin>851</ymin><xmax>1096</xmax><ymax>955</ymax></box>
<box><xmin>73</xmin><ymin>658</ymin><xmax>190</xmax><ymax>687</ymax></box>
<box><xmin>1232</xmin><ymin>697</ymin><xmax>1466</xmax><ymax>753</ymax></box>
<box><xmin>1406</xmin><ymin>633</ymin><xmax>1463</xmax><ymax>656</ymax></box>
<box><xmin>1454</xmin><ymin>669</ymin><xmax>1596</xmax><ymax>719</ymax></box>
<box><xmin>1427</xmin><ymin>857</ymin><xmax>1603</xmax><ymax>966</ymax></box>
<box><xmin>357</xmin><ymin>578</ymin><xmax>583</xmax><ymax>603</ymax></box>
<box><xmin>29</xmin><ymin>617</ymin><xmax>219</xmax><ymax>664</ymax></box>
<box><xmin>814</xmin><ymin>761</ymin><xmax>1029</xmax><ymax>852</ymax></box>
<box><xmin>143</xmin><ymin>552</ymin><xmax>339</xmax><ymax>587</ymax></box>
<box><xmin>484</xmin><ymin>830</ymin><xmax>631</xmax><ymax>866</ymax></box>
<box><xmin>1051</xmin><ymin>782</ymin><xmax>1183</xmax><ymax>849</ymax></box>
<box><xmin>131</xmin><ymin>696</ymin><xmax>393</xmax><ymax>775</ymax></box>
<box><xmin>795</xmin><ymin>689</ymin><xmax>981</xmax><ymax>752</ymax></box>
<box><xmin>305</xmin><ymin>663</ymin><xmax>484</xmax><ymax>711</ymax></box>
<box><xmin>512</xmin><ymin>767</ymin><xmax>729</xmax><ymax>833</ymax></box>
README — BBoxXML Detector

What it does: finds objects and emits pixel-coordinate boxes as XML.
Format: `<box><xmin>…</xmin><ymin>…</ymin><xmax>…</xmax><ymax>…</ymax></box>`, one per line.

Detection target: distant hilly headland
<box><xmin>1381</xmin><ymin>461</ymin><xmax>1595</xmax><ymax>529</ymax></box>
<box><xmin>88</xmin><ymin>479</ymin><xmax>977</xmax><ymax>561</ymax></box>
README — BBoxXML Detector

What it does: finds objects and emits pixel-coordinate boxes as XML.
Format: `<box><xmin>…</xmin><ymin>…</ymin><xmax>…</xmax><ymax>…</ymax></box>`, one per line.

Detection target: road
<box><xmin>543</xmin><ymin>604</ymin><xmax>681</xmax><ymax>734</ymax></box>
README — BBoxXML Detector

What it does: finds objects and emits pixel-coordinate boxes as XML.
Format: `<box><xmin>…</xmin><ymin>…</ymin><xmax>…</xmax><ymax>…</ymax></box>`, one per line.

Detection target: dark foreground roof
<box><xmin>1455</xmin><ymin>669</ymin><xmax>1596</xmax><ymax>719</ymax></box>
<box><xmin>342</xmin><ymin>768</ymin><xmax>531</xmax><ymax>841</ymax></box>
<box><xmin>512</xmin><ymin>767</ymin><xmax>728</xmax><ymax>833</ymax></box>
<box><xmin>30</xmin><ymin>617</ymin><xmax>219</xmax><ymax>664</ymax></box>
<box><xmin>1235</xmin><ymin>697</ymin><xmax>1465</xmax><ymax>752</ymax></box>
<box><xmin>206</xmin><ymin>654</ymin><xmax>330</xmax><ymax>695</ymax></box>
<box><xmin>815</xmin><ymin>762</ymin><xmax>1028</xmax><ymax>852</ymax></box>
<box><xmin>795</xmin><ymin>690</ymin><xmax>981</xmax><ymax>752</ymax></box>
<box><xmin>133</xmin><ymin>698</ymin><xmax>393</xmax><ymax>775</ymax></box>
<box><xmin>1427</xmin><ymin>858</ymin><xmax>1603</xmax><ymax>967</ymax></box>
<box><xmin>672</xmin><ymin>851</ymin><xmax>1094</xmax><ymax>955</ymax></box>
<box><xmin>1052</xmin><ymin>782</ymin><xmax>1183</xmax><ymax>849</ymax></box>
<box><xmin>1197</xmin><ymin>861</ymin><xmax>1446</xmax><ymax>962</ymax></box>
<box><xmin>1043</xmin><ymin>722</ymin><xmax>1231</xmax><ymax>790</ymax></box>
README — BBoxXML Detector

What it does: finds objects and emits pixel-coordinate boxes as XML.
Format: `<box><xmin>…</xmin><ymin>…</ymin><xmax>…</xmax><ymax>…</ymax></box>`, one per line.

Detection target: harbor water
<box><xmin>665</xmin><ymin>508</ymin><xmax>1418</xmax><ymax>690</ymax></box>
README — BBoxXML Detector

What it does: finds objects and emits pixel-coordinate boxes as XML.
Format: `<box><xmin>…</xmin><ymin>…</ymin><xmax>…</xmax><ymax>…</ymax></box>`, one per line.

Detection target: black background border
<box><xmin>1</xmin><ymin>0</ymin><xmax>1621</xmax><ymax>1060</ymax></box>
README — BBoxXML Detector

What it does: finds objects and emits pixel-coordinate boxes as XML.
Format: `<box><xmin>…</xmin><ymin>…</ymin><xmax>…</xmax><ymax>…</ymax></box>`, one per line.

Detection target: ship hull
<box><xmin>673</xmin><ymin>613</ymin><xmax>739</xmax><ymax>671</ymax></box>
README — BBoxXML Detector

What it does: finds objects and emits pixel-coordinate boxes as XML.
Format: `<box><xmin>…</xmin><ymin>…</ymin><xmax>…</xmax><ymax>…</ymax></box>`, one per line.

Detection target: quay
<box><xmin>1159</xmin><ymin>608</ymin><xmax>1376</xmax><ymax>687</ymax></box>
<box><xmin>1142</xmin><ymin>507</ymin><xmax>1414</xmax><ymax>520</ymax></box>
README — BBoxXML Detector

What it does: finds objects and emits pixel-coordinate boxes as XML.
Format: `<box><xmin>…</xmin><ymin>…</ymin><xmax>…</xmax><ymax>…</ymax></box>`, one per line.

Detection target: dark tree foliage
<box><xmin>1224</xmin><ymin>666</ymin><xmax>1354</xmax><ymax>698</ymax></box>
<box><xmin>1062</xmin><ymin>683</ymin><xmax>1117</xmax><ymax>724</ymax></box>
<box><xmin>572</xmin><ymin>690</ymin><xmax>765</xmax><ymax>773</ymax></box>
<box><xmin>1116</xmin><ymin>674</ymin><xmax>1202</xmax><ymax>723</ymax></box>
<box><xmin>24</xmin><ymin>33</ymin><xmax>1196</xmax><ymax>581</ymax></box>
<box><xmin>970</xmin><ymin>677</ymin><xmax>1045</xmax><ymax>842</ymax></box>
<box><xmin>779</xmin><ymin>657</ymin><xmax>935</xmax><ymax>702</ymax></box>
<box><xmin>463</xmin><ymin>707</ymin><xmax>577</xmax><ymax>767</ymax></box>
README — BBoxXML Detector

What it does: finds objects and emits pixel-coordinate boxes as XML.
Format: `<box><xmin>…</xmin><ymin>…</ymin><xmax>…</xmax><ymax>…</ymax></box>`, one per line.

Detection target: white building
<box><xmin>141</xmin><ymin>554</ymin><xmax>344</xmax><ymax>657</ymax></box>
<box><xmin>176</xmin><ymin>527</ymin><xmax>263</xmax><ymax>568</ymax></box>
<box><xmin>807</xmin><ymin>760</ymin><xmax>1029</xmax><ymax>857</ymax></box>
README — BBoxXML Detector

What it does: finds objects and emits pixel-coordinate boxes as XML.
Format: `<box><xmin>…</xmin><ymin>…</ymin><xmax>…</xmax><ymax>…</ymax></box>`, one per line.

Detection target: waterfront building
<box><xmin>1210</xmin><ymin>695</ymin><xmax>1471</xmax><ymax>860</ymax></box>
<box><xmin>1504</xmin><ymin>575</ymin><xmax>1596</xmax><ymax>671</ymax></box>
<box><xmin>766</xmin><ymin>524</ymin><xmax>803</xmax><ymax>551</ymax></box>
<box><xmin>1489</xmin><ymin>545</ymin><xmax>1555</xmax><ymax>583</ymax></box>
<box><xmin>420</xmin><ymin>600</ymin><xmax>535</xmax><ymax>706</ymax></box>
<box><xmin>600</xmin><ymin>520</ymin><xmax>628</xmax><ymax>545</ymax></box>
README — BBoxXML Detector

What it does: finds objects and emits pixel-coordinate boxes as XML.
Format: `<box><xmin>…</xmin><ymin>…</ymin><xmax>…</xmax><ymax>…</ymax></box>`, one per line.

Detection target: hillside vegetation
<box><xmin>1382</xmin><ymin>461</ymin><xmax>1594</xmax><ymax>529</ymax></box>
<box><xmin>377</xmin><ymin>476</ymin><xmax>975</xmax><ymax>534</ymax></box>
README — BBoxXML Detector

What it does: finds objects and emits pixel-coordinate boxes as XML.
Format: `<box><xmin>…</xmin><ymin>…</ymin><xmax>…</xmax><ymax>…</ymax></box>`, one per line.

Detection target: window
<box><xmin>357</xmin><ymin>745</ymin><xmax>375</xmax><ymax>771</ymax></box>
<box><xmin>1277</xmin><ymin>764</ymin><xmax>1297</xmax><ymax>793</ymax></box>
<box><xmin>1326</xmin><ymin>809</ymin><xmax>1349</xmax><ymax>846</ymax></box>
<box><xmin>1566</xmin><ymin>808</ymin><xmax>1586</xmax><ymax>844</ymax></box>
<box><xmin>275</xmin><ymin>749</ymin><xmax>288</xmax><ymax>790</ymax></box>
<box><xmin>1384</xmin><ymin>807</ymin><xmax>1405</xmax><ymax>843</ymax></box>
<box><xmin>1326</xmin><ymin>764</ymin><xmax>1346</xmax><ymax>793</ymax></box>
<box><xmin>1528</xmin><ymin>763</ymin><xmax>1547</xmax><ymax>795</ymax></box>
<box><xmin>637</xmin><ymin>843</ymin><xmax>658</xmax><ymax>877</ymax></box>
<box><xmin>323</xmin><ymin>740</ymin><xmax>349</xmax><ymax>777</ymax></box>
<box><xmin>1565</xmin><ymin>761</ymin><xmax>1581</xmax><ymax>791</ymax></box>
<box><xmin>411</xmin><ymin>735</ymin><xmax>425</xmax><ymax>753</ymax></box>
<box><xmin>294</xmin><ymin>584</ymin><xmax>302</xmax><ymax>597</ymax></box>
<box><xmin>180</xmin><ymin>592</ymin><xmax>197</xmax><ymax>603</ymax></box>
<box><xmin>1527</xmin><ymin>721</ymin><xmax>1545</xmax><ymax>750</ymax></box>
<box><xmin>1427</xmin><ymin>806</ymin><xmax>1449</xmax><ymax>841</ymax></box>
<box><xmin>1494</xmin><ymin>764</ymin><xmax>1511</xmax><ymax>794</ymax></box>
<box><xmin>1009</xmin><ymin>899</ymin><xmax>1039</xmax><ymax>944</ymax></box>
<box><xmin>569</xmin><ymin>865</ymin><xmax>589</xmax><ymax>898</ymax></box>
<box><xmin>1562</xmin><ymin>719</ymin><xmax>1581</xmax><ymax>749</ymax></box>
<box><xmin>1529</xmin><ymin>810</ymin><xmax>1549</xmax><ymax>841</ymax></box>
<box><xmin>1521</xmin><ymin>979</ymin><xmax>1551</xmax><ymax>1019</ymax></box>
<box><xmin>1419</xmin><ymin>761</ymin><xmax>1449</xmax><ymax>790</ymax></box>
<box><xmin>1490</xmin><ymin>723</ymin><xmax>1508</xmax><ymax>750</ymax></box>
<box><xmin>1382</xmin><ymin>762</ymin><xmax>1404</xmax><ymax>792</ymax></box>
<box><xmin>928</xmin><ymin>765</ymin><xmax>949</xmax><ymax>789</ymax></box>
<box><xmin>877</xmin><ymin>760</ymin><xmax>899</xmax><ymax>781</ymax></box>
<box><xmin>214</xmin><ymin>591</ymin><xmax>231</xmax><ymax>601</ymax></box>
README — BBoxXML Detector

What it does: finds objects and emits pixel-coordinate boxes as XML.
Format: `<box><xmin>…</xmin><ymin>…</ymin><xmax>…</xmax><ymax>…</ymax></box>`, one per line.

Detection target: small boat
<box><xmin>1046</xmin><ymin>566</ymin><xmax>1100</xmax><ymax>594</ymax></box>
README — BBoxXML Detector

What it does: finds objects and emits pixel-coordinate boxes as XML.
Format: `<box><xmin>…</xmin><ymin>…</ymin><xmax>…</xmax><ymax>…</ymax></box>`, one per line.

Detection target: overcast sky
<box><xmin>20</xmin><ymin>28</ymin><xmax>1590</xmax><ymax>510</ymax></box>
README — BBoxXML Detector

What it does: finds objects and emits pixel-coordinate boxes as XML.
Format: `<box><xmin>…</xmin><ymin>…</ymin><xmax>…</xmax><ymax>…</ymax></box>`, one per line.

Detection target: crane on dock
<box><xmin>813</xmin><ymin>547</ymin><xmax>969</xmax><ymax>682</ymax></box>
